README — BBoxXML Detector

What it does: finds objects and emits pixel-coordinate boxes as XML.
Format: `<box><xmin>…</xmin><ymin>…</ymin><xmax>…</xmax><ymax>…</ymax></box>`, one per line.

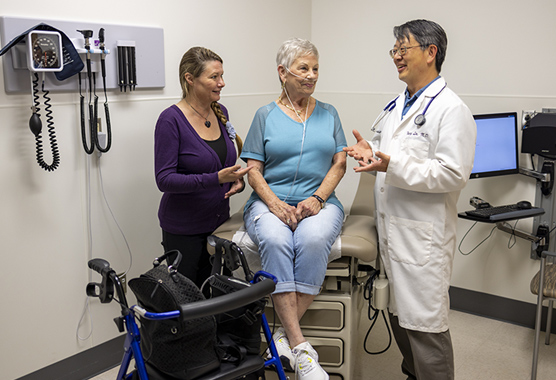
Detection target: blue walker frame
<box><xmin>87</xmin><ymin>238</ymin><xmax>288</xmax><ymax>380</ymax></box>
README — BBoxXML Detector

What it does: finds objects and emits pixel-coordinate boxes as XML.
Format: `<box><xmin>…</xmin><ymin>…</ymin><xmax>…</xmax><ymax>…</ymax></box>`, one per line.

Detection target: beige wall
<box><xmin>1</xmin><ymin>0</ymin><xmax>555</xmax><ymax>378</ymax></box>
<box><xmin>0</xmin><ymin>2</ymin><xmax>311</xmax><ymax>378</ymax></box>
<box><xmin>310</xmin><ymin>0</ymin><xmax>556</xmax><ymax>304</ymax></box>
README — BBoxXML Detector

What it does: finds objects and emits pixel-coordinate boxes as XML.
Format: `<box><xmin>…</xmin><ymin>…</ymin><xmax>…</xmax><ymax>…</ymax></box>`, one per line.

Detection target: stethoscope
<box><xmin>371</xmin><ymin>83</ymin><xmax>447</xmax><ymax>130</ymax></box>
<box><xmin>370</xmin><ymin>96</ymin><xmax>399</xmax><ymax>131</ymax></box>
<box><xmin>413</xmin><ymin>83</ymin><xmax>447</xmax><ymax>126</ymax></box>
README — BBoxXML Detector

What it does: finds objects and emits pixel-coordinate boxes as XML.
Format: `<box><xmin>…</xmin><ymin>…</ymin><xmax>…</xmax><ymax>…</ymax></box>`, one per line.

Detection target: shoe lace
<box><xmin>295</xmin><ymin>349</ymin><xmax>316</xmax><ymax>376</ymax></box>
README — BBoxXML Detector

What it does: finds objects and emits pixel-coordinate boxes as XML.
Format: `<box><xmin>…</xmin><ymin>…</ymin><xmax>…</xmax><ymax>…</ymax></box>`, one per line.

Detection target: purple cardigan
<box><xmin>154</xmin><ymin>104</ymin><xmax>237</xmax><ymax>235</ymax></box>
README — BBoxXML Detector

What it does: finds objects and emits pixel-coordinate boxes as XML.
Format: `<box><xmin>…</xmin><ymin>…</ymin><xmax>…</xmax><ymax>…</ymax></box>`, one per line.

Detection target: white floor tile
<box><xmin>90</xmin><ymin>309</ymin><xmax>556</xmax><ymax>380</ymax></box>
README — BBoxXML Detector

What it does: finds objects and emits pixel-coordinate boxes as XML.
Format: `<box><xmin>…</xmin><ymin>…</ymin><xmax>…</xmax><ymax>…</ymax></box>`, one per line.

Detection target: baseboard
<box><xmin>15</xmin><ymin>288</ymin><xmax>556</xmax><ymax>379</ymax></box>
<box><xmin>449</xmin><ymin>286</ymin><xmax>556</xmax><ymax>333</ymax></box>
<box><xmin>15</xmin><ymin>334</ymin><xmax>125</xmax><ymax>380</ymax></box>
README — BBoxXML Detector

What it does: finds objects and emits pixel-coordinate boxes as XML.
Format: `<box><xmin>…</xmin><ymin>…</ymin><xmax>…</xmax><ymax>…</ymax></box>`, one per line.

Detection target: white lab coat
<box><xmin>369</xmin><ymin>77</ymin><xmax>476</xmax><ymax>333</ymax></box>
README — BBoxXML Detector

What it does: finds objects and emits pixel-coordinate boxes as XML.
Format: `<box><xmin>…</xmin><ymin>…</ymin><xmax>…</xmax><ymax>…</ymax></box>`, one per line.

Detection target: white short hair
<box><xmin>276</xmin><ymin>38</ymin><xmax>319</xmax><ymax>79</ymax></box>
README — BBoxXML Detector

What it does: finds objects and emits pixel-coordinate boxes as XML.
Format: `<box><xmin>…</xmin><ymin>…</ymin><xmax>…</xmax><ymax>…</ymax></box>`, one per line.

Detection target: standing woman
<box><xmin>241</xmin><ymin>38</ymin><xmax>347</xmax><ymax>380</ymax></box>
<box><xmin>154</xmin><ymin>47</ymin><xmax>251</xmax><ymax>289</ymax></box>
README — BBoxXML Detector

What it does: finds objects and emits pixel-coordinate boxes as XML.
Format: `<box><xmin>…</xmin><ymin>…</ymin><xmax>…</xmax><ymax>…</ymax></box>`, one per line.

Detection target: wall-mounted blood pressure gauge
<box><xmin>27</xmin><ymin>30</ymin><xmax>64</xmax><ymax>72</ymax></box>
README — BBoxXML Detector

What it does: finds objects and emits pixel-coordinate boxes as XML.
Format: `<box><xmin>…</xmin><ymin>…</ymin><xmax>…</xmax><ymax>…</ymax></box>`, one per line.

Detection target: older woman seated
<box><xmin>240</xmin><ymin>38</ymin><xmax>347</xmax><ymax>380</ymax></box>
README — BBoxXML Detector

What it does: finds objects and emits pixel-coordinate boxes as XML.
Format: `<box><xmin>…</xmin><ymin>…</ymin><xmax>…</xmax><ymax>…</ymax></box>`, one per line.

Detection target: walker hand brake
<box><xmin>87</xmin><ymin>258</ymin><xmax>115</xmax><ymax>303</ymax></box>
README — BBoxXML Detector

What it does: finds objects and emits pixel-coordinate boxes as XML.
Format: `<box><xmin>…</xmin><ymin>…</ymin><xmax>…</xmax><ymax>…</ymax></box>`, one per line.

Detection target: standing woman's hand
<box><xmin>224</xmin><ymin>178</ymin><xmax>246</xmax><ymax>199</ymax></box>
<box><xmin>218</xmin><ymin>164</ymin><xmax>252</xmax><ymax>184</ymax></box>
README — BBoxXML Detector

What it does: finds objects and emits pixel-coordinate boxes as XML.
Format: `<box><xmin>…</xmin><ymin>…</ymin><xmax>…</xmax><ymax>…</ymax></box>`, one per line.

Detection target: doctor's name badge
<box><xmin>407</xmin><ymin>131</ymin><xmax>429</xmax><ymax>138</ymax></box>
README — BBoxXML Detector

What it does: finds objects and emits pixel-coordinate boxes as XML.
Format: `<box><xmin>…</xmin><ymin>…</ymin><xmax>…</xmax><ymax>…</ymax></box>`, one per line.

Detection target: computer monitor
<box><xmin>470</xmin><ymin>112</ymin><xmax>519</xmax><ymax>179</ymax></box>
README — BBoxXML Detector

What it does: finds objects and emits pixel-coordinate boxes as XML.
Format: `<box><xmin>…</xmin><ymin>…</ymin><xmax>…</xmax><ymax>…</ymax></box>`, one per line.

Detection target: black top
<box><xmin>204</xmin><ymin>132</ymin><xmax>227</xmax><ymax>167</ymax></box>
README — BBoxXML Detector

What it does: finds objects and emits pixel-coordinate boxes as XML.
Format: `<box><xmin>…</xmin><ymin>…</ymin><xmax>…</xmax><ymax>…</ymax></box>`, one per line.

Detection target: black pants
<box><xmin>161</xmin><ymin>230</ymin><xmax>213</xmax><ymax>291</ymax></box>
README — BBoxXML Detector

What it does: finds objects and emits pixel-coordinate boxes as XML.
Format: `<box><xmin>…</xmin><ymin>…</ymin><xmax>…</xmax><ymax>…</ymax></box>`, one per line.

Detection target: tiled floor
<box><xmin>91</xmin><ymin>309</ymin><xmax>556</xmax><ymax>380</ymax></box>
<box><xmin>354</xmin><ymin>309</ymin><xmax>556</xmax><ymax>380</ymax></box>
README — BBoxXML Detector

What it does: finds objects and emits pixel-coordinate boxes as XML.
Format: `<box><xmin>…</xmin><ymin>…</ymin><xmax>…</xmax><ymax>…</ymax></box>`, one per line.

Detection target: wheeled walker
<box><xmin>87</xmin><ymin>235</ymin><xmax>288</xmax><ymax>380</ymax></box>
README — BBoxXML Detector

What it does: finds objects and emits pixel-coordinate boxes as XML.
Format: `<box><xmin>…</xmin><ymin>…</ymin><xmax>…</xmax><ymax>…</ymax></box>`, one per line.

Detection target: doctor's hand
<box><xmin>343</xmin><ymin>129</ymin><xmax>374</xmax><ymax>163</ymax></box>
<box><xmin>354</xmin><ymin>151</ymin><xmax>390</xmax><ymax>173</ymax></box>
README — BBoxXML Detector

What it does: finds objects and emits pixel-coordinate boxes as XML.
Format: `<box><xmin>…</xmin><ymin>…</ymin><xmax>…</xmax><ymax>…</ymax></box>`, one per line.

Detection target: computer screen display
<box><xmin>470</xmin><ymin>112</ymin><xmax>519</xmax><ymax>179</ymax></box>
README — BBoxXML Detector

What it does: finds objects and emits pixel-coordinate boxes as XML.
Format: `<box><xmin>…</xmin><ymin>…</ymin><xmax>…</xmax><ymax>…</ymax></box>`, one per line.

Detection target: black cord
<box><xmin>363</xmin><ymin>310</ymin><xmax>392</xmax><ymax>355</ymax></box>
<box><xmin>92</xmin><ymin>72</ymin><xmax>100</xmax><ymax>151</ymax></box>
<box><xmin>30</xmin><ymin>73</ymin><xmax>60</xmax><ymax>172</ymax></box>
<box><xmin>362</xmin><ymin>269</ymin><xmax>392</xmax><ymax>355</ymax></box>
<box><xmin>530</xmin><ymin>154</ymin><xmax>536</xmax><ymax>171</ymax></box>
<box><xmin>458</xmin><ymin>222</ymin><xmax>498</xmax><ymax>255</ymax></box>
<box><xmin>459</xmin><ymin>218</ymin><xmax>551</xmax><ymax>254</ymax></box>
<box><xmin>79</xmin><ymin>73</ymin><xmax>94</xmax><ymax>154</ymax></box>
<box><xmin>97</xmin><ymin>50</ymin><xmax>113</xmax><ymax>153</ymax></box>
<box><xmin>507</xmin><ymin>219</ymin><xmax>519</xmax><ymax>249</ymax></box>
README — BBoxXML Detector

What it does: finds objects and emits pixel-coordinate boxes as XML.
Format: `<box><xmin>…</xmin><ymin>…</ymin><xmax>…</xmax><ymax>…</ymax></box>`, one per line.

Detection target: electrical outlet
<box><xmin>535</xmin><ymin>225</ymin><xmax>550</xmax><ymax>258</ymax></box>
<box><xmin>522</xmin><ymin>110</ymin><xmax>536</xmax><ymax>129</ymax></box>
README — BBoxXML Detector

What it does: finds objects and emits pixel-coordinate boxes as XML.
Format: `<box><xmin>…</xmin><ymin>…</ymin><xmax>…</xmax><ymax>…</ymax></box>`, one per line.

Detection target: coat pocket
<box><xmin>388</xmin><ymin>215</ymin><xmax>433</xmax><ymax>266</ymax></box>
<box><xmin>401</xmin><ymin>138</ymin><xmax>430</xmax><ymax>160</ymax></box>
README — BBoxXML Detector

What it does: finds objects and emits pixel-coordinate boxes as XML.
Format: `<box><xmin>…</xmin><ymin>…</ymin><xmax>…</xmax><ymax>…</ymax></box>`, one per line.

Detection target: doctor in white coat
<box><xmin>344</xmin><ymin>20</ymin><xmax>476</xmax><ymax>380</ymax></box>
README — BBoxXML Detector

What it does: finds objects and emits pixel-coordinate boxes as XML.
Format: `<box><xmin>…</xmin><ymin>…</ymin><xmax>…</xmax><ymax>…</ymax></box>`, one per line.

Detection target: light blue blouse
<box><xmin>241</xmin><ymin>100</ymin><xmax>347</xmax><ymax>214</ymax></box>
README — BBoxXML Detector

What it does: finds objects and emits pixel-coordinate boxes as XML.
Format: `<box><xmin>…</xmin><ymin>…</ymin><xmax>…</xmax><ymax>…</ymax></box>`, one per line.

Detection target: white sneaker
<box><xmin>292</xmin><ymin>341</ymin><xmax>329</xmax><ymax>380</ymax></box>
<box><xmin>267</xmin><ymin>327</ymin><xmax>295</xmax><ymax>372</ymax></box>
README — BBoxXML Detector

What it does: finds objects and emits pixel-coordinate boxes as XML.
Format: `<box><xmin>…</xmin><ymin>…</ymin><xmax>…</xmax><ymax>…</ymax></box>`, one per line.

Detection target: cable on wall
<box><xmin>76</xmin><ymin>153</ymin><xmax>133</xmax><ymax>342</ymax></box>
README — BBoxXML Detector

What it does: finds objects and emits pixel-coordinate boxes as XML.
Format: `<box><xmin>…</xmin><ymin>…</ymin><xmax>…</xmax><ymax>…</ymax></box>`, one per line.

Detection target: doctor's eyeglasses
<box><xmin>389</xmin><ymin>45</ymin><xmax>424</xmax><ymax>58</ymax></box>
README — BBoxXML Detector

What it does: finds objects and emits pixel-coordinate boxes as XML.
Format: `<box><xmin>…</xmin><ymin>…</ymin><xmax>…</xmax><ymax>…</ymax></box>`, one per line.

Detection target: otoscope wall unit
<box><xmin>0</xmin><ymin>16</ymin><xmax>165</xmax><ymax>93</ymax></box>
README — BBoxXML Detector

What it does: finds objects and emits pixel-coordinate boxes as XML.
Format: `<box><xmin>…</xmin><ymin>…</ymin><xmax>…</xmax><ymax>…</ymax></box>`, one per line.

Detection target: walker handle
<box><xmin>177</xmin><ymin>276</ymin><xmax>275</xmax><ymax>322</ymax></box>
<box><xmin>87</xmin><ymin>258</ymin><xmax>116</xmax><ymax>304</ymax></box>
<box><xmin>88</xmin><ymin>258</ymin><xmax>112</xmax><ymax>276</ymax></box>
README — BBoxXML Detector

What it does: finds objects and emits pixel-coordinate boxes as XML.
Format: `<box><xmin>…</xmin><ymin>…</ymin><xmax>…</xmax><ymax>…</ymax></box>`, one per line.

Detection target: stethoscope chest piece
<box><xmin>414</xmin><ymin>114</ymin><xmax>426</xmax><ymax>127</ymax></box>
<box><xmin>412</xmin><ymin>82</ymin><xmax>447</xmax><ymax>127</ymax></box>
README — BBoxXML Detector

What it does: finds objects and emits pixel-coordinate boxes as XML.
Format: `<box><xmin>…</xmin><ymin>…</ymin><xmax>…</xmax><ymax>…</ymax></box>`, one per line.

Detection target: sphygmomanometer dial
<box><xmin>28</xmin><ymin>31</ymin><xmax>63</xmax><ymax>72</ymax></box>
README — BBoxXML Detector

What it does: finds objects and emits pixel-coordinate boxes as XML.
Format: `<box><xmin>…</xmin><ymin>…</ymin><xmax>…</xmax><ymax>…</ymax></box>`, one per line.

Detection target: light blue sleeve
<box><xmin>240</xmin><ymin>104</ymin><xmax>274</xmax><ymax>163</ymax></box>
<box><xmin>320</xmin><ymin>102</ymin><xmax>347</xmax><ymax>153</ymax></box>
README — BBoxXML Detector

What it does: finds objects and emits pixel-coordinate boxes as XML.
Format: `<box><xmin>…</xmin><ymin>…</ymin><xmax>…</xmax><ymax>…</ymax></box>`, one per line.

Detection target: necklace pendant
<box><xmin>205</xmin><ymin>120</ymin><xmax>211</xmax><ymax>128</ymax></box>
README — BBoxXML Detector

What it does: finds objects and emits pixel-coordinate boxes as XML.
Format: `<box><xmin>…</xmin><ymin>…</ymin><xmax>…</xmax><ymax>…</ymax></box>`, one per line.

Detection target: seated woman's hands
<box><xmin>268</xmin><ymin>196</ymin><xmax>322</xmax><ymax>231</ymax></box>
<box><xmin>268</xmin><ymin>199</ymin><xmax>298</xmax><ymax>230</ymax></box>
<box><xmin>295</xmin><ymin>197</ymin><xmax>322</xmax><ymax>223</ymax></box>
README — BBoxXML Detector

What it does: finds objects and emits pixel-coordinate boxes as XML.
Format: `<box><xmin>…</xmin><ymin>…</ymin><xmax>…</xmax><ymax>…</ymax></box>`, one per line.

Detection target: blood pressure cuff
<box><xmin>0</xmin><ymin>23</ymin><xmax>84</xmax><ymax>81</ymax></box>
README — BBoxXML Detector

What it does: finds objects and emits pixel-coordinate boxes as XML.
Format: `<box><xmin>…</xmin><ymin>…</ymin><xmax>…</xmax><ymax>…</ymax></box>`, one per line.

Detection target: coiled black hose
<box><xmin>97</xmin><ymin>58</ymin><xmax>113</xmax><ymax>153</ymax></box>
<box><xmin>79</xmin><ymin>72</ymin><xmax>94</xmax><ymax>154</ymax></box>
<box><xmin>30</xmin><ymin>73</ymin><xmax>60</xmax><ymax>172</ymax></box>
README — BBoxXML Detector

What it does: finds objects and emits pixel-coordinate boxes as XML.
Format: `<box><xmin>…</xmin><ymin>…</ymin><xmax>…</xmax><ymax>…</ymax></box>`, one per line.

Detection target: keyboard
<box><xmin>465</xmin><ymin>204</ymin><xmax>544</xmax><ymax>221</ymax></box>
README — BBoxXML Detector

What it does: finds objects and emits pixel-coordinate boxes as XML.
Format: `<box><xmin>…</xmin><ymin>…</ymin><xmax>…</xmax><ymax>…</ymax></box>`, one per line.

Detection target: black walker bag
<box><xmin>209</xmin><ymin>236</ymin><xmax>268</xmax><ymax>357</ymax></box>
<box><xmin>128</xmin><ymin>243</ymin><xmax>268</xmax><ymax>379</ymax></box>
<box><xmin>128</xmin><ymin>251</ymin><xmax>220</xmax><ymax>379</ymax></box>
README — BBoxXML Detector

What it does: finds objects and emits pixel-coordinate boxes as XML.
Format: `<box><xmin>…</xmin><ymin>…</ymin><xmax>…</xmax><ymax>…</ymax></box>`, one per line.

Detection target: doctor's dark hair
<box><xmin>276</xmin><ymin>38</ymin><xmax>319</xmax><ymax>85</ymax></box>
<box><xmin>178</xmin><ymin>47</ymin><xmax>228</xmax><ymax>126</ymax></box>
<box><xmin>393</xmin><ymin>19</ymin><xmax>447</xmax><ymax>73</ymax></box>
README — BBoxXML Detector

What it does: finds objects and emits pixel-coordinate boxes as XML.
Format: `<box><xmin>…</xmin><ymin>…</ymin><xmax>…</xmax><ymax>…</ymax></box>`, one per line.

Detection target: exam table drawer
<box><xmin>265</xmin><ymin>300</ymin><xmax>345</xmax><ymax>331</ymax></box>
